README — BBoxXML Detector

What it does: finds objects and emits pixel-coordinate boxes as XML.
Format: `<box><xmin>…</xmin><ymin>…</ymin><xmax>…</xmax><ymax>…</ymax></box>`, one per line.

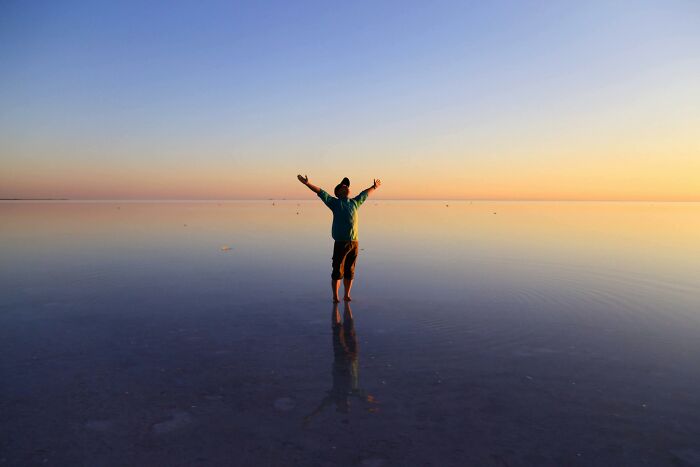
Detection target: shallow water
<box><xmin>1</xmin><ymin>201</ymin><xmax>699</xmax><ymax>466</ymax></box>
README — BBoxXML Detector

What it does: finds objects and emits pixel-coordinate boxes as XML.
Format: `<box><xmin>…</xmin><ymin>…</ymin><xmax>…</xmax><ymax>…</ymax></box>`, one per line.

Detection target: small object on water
<box><xmin>493</xmin><ymin>212</ymin><xmax>497</xmax><ymax>214</ymax></box>
<box><xmin>446</xmin><ymin>204</ymin><xmax>449</xmax><ymax>207</ymax></box>
<box><xmin>220</xmin><ymin>246</ymin><xmax>232</xmax><ymax>252</ymax></box>
<box><xmin>183</xmin><ymin>224</ymin><xmax>187</xmax><ymax>227</ymax></box>
<box><xmin>296</xmin><ymin>212</ymin><xmax>299</xmax><ymax>215</ymax></box>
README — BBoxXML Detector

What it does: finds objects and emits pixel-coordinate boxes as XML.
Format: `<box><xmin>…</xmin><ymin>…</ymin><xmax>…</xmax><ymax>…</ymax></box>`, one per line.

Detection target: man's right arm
<box><xmin>297</xmin><ymin>174</ymin><xmax>321</xmax><ymax>194</ymax></box>
<box><xmin>297</xmin><ymin>174</ymin><xmax>336</xmax><ymax>209</ymax></box>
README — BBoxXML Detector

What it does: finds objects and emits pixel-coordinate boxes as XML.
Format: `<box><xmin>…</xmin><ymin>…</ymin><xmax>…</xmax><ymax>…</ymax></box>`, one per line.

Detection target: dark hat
<box><xmin>334</xmin><ymin>177</ymin><xmax>350</xmax><ymax>197</ymax></box>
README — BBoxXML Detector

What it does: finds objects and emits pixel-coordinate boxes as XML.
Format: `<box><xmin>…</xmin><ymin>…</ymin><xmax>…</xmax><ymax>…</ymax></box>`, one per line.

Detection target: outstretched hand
<box><xmin>373</xmin><ymin>179</ymin><xmax>382</xmax><ymax>189</ymax></box>
<box><xmin>297</xmin><ymin>174</ymin><xmax>308</xmax><ymax>185</ymax></box>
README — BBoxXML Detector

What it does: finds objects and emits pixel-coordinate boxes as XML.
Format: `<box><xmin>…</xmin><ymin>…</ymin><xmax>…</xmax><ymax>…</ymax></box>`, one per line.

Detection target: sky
<box><xmin>1</xmin><ymin>0</ymin><xmax>699</xmax><ymax>200</ymax></box>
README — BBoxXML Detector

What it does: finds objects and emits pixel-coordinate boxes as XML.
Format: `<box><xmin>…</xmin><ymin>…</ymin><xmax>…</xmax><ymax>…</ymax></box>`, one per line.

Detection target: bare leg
<box><xmin>343</xmin><ymin>278</ymin><xmax>353</xmax><ymax>301</ymax></box>
<box><xmin>332</xmin><ymin>279</ymin><xmax>340</xmax><ymax>302</ymax></box>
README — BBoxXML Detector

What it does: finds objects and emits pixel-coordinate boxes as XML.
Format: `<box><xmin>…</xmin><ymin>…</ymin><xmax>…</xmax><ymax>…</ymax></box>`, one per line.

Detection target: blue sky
<box><xmin>1</xmin><ymin>0</ymin><xmax>699</xmax><ymax>199</ymax></box>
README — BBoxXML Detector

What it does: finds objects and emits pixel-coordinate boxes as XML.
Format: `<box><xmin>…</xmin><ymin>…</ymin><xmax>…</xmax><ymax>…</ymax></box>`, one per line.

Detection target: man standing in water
<box><xmin>297</xmin><ymin>175</ymin><xmax>381</xmax><ymax>302</ymax></box>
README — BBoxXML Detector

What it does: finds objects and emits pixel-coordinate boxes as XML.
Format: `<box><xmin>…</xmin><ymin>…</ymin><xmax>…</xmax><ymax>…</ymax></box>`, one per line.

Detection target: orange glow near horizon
<box><xmin>3</xmin><ymin>97</ymin><xmax>699</xmax><ymax>201</ymax></box>
<box><xmin>2</xmin><ymin>2</ymin><xmax>699</xmax><ymax>201</ymax></box>
<box><xmin>2</xmin><ymin>148</ymin><xmax>699</xmax><ymax>201</ymax></box>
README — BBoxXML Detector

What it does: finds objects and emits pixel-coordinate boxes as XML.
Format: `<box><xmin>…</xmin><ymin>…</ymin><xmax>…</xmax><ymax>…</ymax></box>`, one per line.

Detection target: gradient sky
<box><xmin>1</xmin><ymin>0</ymin><xmax>699</xmax><ymax>200</ymax></box>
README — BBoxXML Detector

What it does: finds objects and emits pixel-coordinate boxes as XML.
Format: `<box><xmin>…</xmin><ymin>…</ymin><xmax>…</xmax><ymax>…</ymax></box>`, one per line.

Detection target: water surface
<box><xmin>1</xmin><ymin>201</ymin><xmax>699</xmax><ymax>466</ymax></box>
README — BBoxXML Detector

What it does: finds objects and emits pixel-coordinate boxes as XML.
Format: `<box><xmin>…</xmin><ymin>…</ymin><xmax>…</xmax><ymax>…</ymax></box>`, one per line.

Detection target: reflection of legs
<box><xmin>332</xmin><ymin>301</ymin><xmax>341</xmax><ymax>325</ymax></box>
<box><xmin>342</xmin><ymin>301</ymin><xmax>356</xmax><ymax>351</ymax></box>
<box><xmin>342</xmin><ymin>301</ymin><xmax>359</xmax><ymax>391</ymax></box>
<box><xmin>343</xmin><ymin>301</ymin><xmax>354</xmax><ymax>321</ymax></box>
<box><xmin>304</xmin><ymin>302</ymin><xmax>342</xmax><ymax>426</ymax></box>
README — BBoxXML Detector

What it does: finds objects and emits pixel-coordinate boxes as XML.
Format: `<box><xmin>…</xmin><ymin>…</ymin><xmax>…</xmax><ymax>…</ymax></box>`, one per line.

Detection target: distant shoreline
<box><xmin>1</xmin><ymin>198</ymin><xmax>698</xmax><ymax>203</ymax></box>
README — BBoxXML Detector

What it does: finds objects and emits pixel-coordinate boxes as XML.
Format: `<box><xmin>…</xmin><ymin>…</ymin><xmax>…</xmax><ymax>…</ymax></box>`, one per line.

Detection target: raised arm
<box><xmin>352</xmin><ymin>179</ymin><xmax>381</xmax><ymax>206</ymax></box>
<box><xmin>298</xmin><ymin>174</ymin><xmax>336</xmax><ymax>209</ymax></box>
<box><xmin>363</xmin><ymin>178</ymin><xmax>381</xmax><ymax>197</ymax></box>
<box><xmin>297</xmin><ymin>174</ymin><xmax>321</xmax><ymax>194</ymax></box>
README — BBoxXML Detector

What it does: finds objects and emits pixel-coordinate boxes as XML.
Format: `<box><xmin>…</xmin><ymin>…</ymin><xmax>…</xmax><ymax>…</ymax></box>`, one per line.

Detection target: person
<box><xmin>297</xmin><ymin>174</ymin><xmax>381</xmax><ymax>302</ymax></box>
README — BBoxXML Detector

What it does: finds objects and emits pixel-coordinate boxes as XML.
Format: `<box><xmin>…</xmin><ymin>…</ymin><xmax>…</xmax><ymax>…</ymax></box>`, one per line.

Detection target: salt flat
<box><xmin>1</xmin><ymin>201</ymin><xmax>699</xmax><ymax>466</ymax></box>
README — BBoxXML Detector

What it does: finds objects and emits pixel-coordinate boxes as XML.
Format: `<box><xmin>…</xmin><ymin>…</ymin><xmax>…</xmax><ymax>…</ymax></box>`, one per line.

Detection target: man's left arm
<box><xmin>353</xmin><ymin>179</ymin><xmax>381</xmax><ymax>205</ymax></box>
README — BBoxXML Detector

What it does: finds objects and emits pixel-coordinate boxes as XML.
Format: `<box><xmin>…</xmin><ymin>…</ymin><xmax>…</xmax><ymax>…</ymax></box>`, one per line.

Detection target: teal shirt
<box><xmin>317</xmin><ymin>189</ymin><xmax>369</xmax><ymax>241</ymax></box>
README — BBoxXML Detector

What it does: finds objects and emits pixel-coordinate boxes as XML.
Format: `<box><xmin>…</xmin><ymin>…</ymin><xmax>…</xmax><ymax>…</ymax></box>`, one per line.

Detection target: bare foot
<box><xmin>343</xmin><ymin>296</ymin><xmax>352</xmax><ymax>302</ymax></box>
<box><xmin>332</xmin><ymin>297</ymin><xmax>340</xmax><ymax>303</ymax></box>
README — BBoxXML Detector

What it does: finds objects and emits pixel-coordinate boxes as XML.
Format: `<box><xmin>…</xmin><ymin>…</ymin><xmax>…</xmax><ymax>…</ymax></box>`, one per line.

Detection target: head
<box><xmin>334</xmin><ymin>184</ymin><xmax>350</xmax><ymax>199</ymax></box>
<box><xmin>334</xmin><ymin>177</ymin><xmax>351</xmax><ymax>199</ymax></box>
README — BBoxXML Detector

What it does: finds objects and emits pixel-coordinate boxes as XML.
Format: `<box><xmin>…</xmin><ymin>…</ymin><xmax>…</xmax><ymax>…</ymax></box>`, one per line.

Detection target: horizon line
<box><xmin>2</xmin><ymin>198</ymin><xmax>699</xmax><ymax>203</ymax></box>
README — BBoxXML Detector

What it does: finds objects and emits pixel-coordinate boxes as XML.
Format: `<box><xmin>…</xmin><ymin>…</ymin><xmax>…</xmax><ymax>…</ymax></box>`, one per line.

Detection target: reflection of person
<box><xmin>297</xmin><ymin>174</ymin><xmax>381</xmax><ymax>302</ymax></box>
<box><xmin>303</xmin><ymin>302</ymin><xmax>378</xmax><ymax>424</ymax></box>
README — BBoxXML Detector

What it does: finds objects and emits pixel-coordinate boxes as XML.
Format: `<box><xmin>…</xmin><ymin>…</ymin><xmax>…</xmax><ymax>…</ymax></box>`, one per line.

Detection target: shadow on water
<box><xmin>304</xmin><ymin>302</ymin><xmax>378</xmax><ymax>425</ymax></box>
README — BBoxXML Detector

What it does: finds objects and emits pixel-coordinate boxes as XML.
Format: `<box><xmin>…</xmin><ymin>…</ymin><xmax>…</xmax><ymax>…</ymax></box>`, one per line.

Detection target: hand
<box><xmin>373</xmin><ymin>179</ymin><xmax>381</xmax><ymax>189</ymax></box>
<box><xmin>297</xmin><ymin>174</ymin><xmax>309</xmax><ymax>185</ymax></box>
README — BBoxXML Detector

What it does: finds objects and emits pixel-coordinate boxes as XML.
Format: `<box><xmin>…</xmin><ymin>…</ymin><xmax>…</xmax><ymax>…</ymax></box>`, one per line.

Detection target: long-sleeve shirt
<box><xmin>317</xmin><ymin>189</ymin><xmax>369</xmax><ymax>241</ymax></box>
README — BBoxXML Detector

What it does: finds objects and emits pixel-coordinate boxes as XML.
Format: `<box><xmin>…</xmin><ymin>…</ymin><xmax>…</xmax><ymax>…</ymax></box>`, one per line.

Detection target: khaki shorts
<box><xmin>331</xmin><ymin>241</ymin><xmax>359</xmax><ymax>280</ymax></box>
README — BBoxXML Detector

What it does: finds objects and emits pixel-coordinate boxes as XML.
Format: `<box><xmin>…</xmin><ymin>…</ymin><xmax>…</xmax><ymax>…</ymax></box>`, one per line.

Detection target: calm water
<box><xmin>1</xmin><ymin>201</ymin><xmax>699</xmax><ymax>466</ymax></box>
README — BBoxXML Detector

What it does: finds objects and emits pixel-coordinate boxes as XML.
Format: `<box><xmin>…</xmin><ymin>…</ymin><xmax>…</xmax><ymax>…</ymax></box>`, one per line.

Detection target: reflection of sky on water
<box><xmin>1</xmin><ymin>201</ymin><xmax>699</xmax><ymax>465</ymax></box>
<box><xmin>2</xmin><ymin>200</ymin><xmax>699</xmax><ymax>368</ymax></box>
<box><xmin>2</xmin><ymin>200</ymin><xmax>698</xmax><ymax>307</ymax></box>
